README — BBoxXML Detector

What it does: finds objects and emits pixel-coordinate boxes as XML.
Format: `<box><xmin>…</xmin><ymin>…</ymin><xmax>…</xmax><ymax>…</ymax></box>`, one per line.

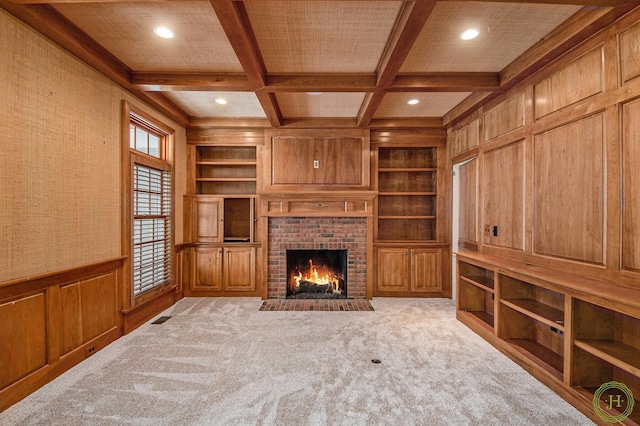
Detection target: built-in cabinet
<box><xmin>372</xmin><ymin>131</ymin><xmax>450</xmax><ymax>298</ymax></box>
<box><xmin>457</xmin><ymin>252</ymin><xmax>640</xmax><ymax>425</ymax></box>
<box><xmin>376</xmin><ymin>248</ymin><xmax>442</xmax><ymax>294</ymax></box>
<box><xmin>185</xmin><ymin>132</ymin><xmax>263</xmax><ymax>297</ymax></box>
<box><xmin>193</xmin><ymin>246</ymin><xmax>256</xmax><ymax>292</ymax></box>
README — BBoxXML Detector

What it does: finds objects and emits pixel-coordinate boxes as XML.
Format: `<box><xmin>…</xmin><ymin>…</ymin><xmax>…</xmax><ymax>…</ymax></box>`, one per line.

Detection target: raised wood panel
<box><xmin>271</xmin><ymin>137</ymin><xmax>362</xmax><ymax>185</ymax></box>
<box><xmin>410</xmin><ymin>249</ymin><xmax>442</xmax><ymax>293</ymax></box>
<box><xmin>622</xmin><ymin>99</ymin><xmax>640</xmax><ymax>272</ymax></box>
<box><xmin>533</xmin><ymin>114</ymin><xmax>604</xmax><ymax>264</ymax></box>
<box><xmin>458</xmin><ymin>158</ymin><xmax>478</xmax><ymax>245</ymax></box>
<box><xmin>619</xmin><ymin>21</ymin><xmax>640</xmax><ymax>85</ymax></box>
<box><xmin>376</xmin><ymin>248</ymin><xmax>409</xmax><ymax>292</ymax></box>
<box><xmin>60</xmin><ymin>283</ymin><xmax>82</xmax><ymax>355</ymax></box>
<box><xmin>59</xmin><ymin>273</ymin><xmax>117</xmax><ymax>355</ymax></box>
<box><xmin>193</xmin><ymin>247</ymin><xmax>223</xmax><ymax>290</ymax></box>
<box><xmin>534</xmin><ymin>47</ymin><xmax>603</xmax><ymax>119</ymax></box>
<box><xmin>79</xmin><ymin>273</ymin><xmax>117</xmax><ymax>342</ymax></box>
<box><xmin>0</xmin><ymin>292</ymin><xmax>47</xmax><ymax>389</ymax></box>
<box><xmin>483</xmin><ymin>93</ymin><xmax>524</xmax><ymax>142</ymax></box>
<box><xmin>451</xmin><ymin>119</ymin><xmax>479</xmax><ymax>158</ymax></box>
<box><xmin>223</xmin><ymin>247</ymin><xmax>256</xmax><ymax>291</ymax></box>
<box><xmin>483</xmin><ymin>141</ymin><xmax>525</xmax><ymax>250</ymax></box>
<box><xmin>195</xmin><ymin>197</ymin><xmax>223</xmax><ymax>242</ymax></box>
<box><xmin>271</xmin><ymin>138</ymin><xmax>315</xmax><ymax>184</ymax></box>
<box><xmin>314</xmin><ymin>138</ymin><xmax>362</xmax><ymax>185</ymax></box>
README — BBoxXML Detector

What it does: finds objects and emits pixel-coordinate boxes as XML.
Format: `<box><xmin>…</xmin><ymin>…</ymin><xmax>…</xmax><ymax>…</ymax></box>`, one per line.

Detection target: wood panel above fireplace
<box><xmin>260</xmin><ymin>129</ymin><xmax>370</xmax><ymax>193</ymax></box>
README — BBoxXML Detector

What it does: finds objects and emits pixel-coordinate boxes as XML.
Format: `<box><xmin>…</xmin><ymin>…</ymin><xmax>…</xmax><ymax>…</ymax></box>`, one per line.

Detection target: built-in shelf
<box><xmin>195</xmin><ymin>146</ymin><xmax>257</xmax><ymax>195</ymax></box>
<box><xmin>504</xmin><ymin>338</ymin><xmax>564</xmax><ymax>380</ymax></box>
<box><xmin>501</xmin><ymin>298</ymin><xmax>564</xmax><ymax>329</ymax></box>
<box><xmin>574</xmin><ymin>340</ymin><xmax>640</xmax><ymax>377</ymax></box>
<box><xmin>456</xmin><ymin>251</ymin><xmax>640</xmax><ymax>426</ymax></box>
<box><xmin>376</xmin><ymin>146</ymin><xmax>438</xmax><ymax>243</ymax></box>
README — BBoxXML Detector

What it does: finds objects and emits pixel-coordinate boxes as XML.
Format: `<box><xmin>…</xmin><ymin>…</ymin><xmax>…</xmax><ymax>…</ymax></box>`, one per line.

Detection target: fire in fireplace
<box><xmin>286</xmin><ymin>249</ymin><xmax>348</xmax><ymax>299</ymax></box>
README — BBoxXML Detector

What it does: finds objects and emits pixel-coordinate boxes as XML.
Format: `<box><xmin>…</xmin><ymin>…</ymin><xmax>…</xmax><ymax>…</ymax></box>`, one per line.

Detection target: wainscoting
<box><xmin>0</xmin><ymin>257</ymin><xmax>125</xmax><ymax>412</ymax></box>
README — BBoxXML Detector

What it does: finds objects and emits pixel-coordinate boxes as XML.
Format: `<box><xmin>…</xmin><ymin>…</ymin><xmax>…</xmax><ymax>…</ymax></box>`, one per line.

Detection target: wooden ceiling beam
<box><xmin>131</xmin><ymin>73</ymin><xmax>251</xmax><ymax>91</ymax></box>
<box><xmin>264</xmin><ymin>74</ymin><xmax>377</xmax><ymax>92</ymax></box>
<box><xmin>391</xmin><ymin>73</ymin><xmax>502</xmax><ymax>92</ymax></box>
<box><xmin>358</xmin><ymin>0</ymin><xmax>437</xmax><ymax>127</ymax></box>
<box><xmin>209</xmin><ymin>0</ymin><xmax>282</xmax><ymax>127</ymax></box>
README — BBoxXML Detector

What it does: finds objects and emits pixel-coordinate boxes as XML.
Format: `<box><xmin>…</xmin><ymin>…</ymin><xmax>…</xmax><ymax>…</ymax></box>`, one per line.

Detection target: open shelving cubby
<box><xmin>196</xmin><ymin>145</ymin><xmax>257</xmax><ymax>195</ymax></box>
<box><xmin>498</xmin><ymin>274</ymin><xmax>565</xmax><ymax>380</ymax></box>
<box><xmin>572</xmin><ymin>299</ymin><xmax>640</xmax><ymax>424</ymax></box>
<box><xmin>458</xmin><ymin>260</ymin><xmax>495</xmax><ymax>330</ymax></box>
<box><xmin>377</xmin><ymin>146</ymin><xmax>437</xmax><ymax>242</ymax></box>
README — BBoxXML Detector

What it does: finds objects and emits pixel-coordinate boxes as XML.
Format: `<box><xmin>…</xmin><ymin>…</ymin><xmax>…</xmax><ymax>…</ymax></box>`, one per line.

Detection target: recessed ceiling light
<box><xmin>461</xmin><ymin>29</ymin><xmax>479</xmax><ymax>41</ymax></box>
<box><xmin>153</xmin><ymin>26</ymin><xmax>174</xmax><ymax>39</ymax></box>
<box><xmin>408</xmin><ymin>99</ymin><xmax>420</xmax><ymax>105</ymax></box>
<box><xmin>215</xmin><ymin>98</ymin><xmax>228</xmax><ymax>105</ymax></box>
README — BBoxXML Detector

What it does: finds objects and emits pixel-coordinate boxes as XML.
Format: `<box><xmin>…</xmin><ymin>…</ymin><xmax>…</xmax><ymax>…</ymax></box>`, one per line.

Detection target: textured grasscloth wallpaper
<box><xmin>0</xmin><ymin>10</ymin><xmax>186</xmax><ymax>282</ymax></box>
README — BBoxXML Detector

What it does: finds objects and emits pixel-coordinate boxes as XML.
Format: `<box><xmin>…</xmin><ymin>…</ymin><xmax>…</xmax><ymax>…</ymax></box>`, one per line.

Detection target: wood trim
<box><xmin>0</xmin><ymin>257</ymin><xmax>125</xmax><ymax>299</ymax></box>
<box><xmin>132</xmin><ymin>72</ymin><xmax>251</xmax><ymax>92</ymax></box>
<box><xmin>260</xmin><ymin>193</ymin><xmax>377</xmax><ymax>218</ymax></box>
<box><xmin>0</xmin><ymin>327</ymin><xmax>120</xmax><ymax>413</ymax></box>
<box><xmin>121</xmin><ymin>285</ymin><xmax>177</xmax><ymax>334</ymax></box>
<box><xmin>391</xmin><ymin>73</ymin><xmax>502</xmax><ymax>92</ymax></box>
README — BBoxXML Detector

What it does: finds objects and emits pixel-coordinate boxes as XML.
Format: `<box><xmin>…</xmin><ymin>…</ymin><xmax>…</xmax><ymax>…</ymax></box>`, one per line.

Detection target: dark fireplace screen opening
<box><xmin>286</xmin><ymin>249</ymin><xmax>348</xmax><ymax>299</ymax></box>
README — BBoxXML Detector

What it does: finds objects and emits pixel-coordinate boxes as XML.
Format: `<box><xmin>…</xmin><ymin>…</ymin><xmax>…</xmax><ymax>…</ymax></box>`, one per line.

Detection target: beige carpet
<box><xmin>1</xmin><ymin>298</ymin><xmax>593</xmax><ymax>425</ymax></box>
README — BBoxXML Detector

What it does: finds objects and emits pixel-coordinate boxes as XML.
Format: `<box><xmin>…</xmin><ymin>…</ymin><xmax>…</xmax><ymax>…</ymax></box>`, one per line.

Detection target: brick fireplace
<box><xmin>267</xmin><ymin>217</ymin><xmax>368</xmax><ymax>299</ymax></box>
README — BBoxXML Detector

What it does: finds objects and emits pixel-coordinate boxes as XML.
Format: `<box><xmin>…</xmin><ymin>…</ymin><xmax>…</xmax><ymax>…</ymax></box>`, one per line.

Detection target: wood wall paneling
<box><xmin>483</xmin><ymin>93</ymin><xmax>525</xmax><ymax>142</ymax></box>
<box><xmin>622</xmin><ymin>98</ymin><xmax>640</xmax><ymax>272</ymax></box>
<box><xmin>451</xmin><ymin>119</ymin><xmax>480</xmax><ymax>158</ymax></box>
<box><xmin>533</xmin><ymin>114</ymin><xmax>604</xmax><ymax>264</ymax></box>
<box><xmin>0</xmin><ymin>292</ymin><xmax>47</xmax><ymax>389</ymax></box>
<box><xmin>534</xmin><ymin>47</ymin><xmax>604</xmax><ymax>119</ymax></box>
<box><xmin>59</xmin><ymin>273</ymin><xmax>118</xmax><ymax>356</ymax></box>
<box><xmin>483</xmin><ymin>141</ymin><xmax>525</xmax><ymax>250</ymax></box>
<box><xmin>458</xmin><ymin>158</ymin><xmax>478</xmax><ymax>246</ymax></box>
<box><xmin>271</xmin><ymin>137</ymin><xmax>363</xmax><ymax>185</ymax></box>
<box><xmin>619</xmin><ymin>21</ymin><xmax>640</xmax><ymax>86</ymax></box>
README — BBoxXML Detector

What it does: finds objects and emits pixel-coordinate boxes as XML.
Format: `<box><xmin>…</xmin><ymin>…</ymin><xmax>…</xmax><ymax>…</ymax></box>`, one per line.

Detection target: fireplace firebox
<box><xmin>286</xmin><ymin>249</ymin><xmax>348</xmax><ymax>299</ymax></box>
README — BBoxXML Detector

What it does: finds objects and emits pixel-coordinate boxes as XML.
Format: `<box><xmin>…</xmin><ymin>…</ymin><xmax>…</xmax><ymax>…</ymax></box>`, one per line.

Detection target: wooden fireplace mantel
<box><xmin>260</xmin><ymin>192</ymin><xmax>377</xmax><ymax>217</ymax></box>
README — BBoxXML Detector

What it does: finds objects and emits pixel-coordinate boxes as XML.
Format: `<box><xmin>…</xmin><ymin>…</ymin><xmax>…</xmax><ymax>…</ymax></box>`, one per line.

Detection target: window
<box><xmin>128</xmin><ymin>109</ymin><xmax>174</xmax><ymax>298</ymax></box>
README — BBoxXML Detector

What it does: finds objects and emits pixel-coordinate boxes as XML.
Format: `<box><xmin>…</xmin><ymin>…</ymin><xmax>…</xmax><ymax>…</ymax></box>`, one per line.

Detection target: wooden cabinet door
<box><xmin>410</xmin><ymin>249</ymin><xmax>442</xmax><ymax>293</ymax></box>
<box><xmin>271</xmin><ymin>138</ymin><xmax>315</xmax><ymax>184</ymax></box>
<box><xmin>223</xmin><ymin>247</ymin><xmax>256</xmax><ymax>291</ymax></box>
<box><xmin>376</xmin><ymin>248</ymin><xmax>409</xmax><ymax>292</ymax></box>
<box><xmin>314</xmin><ymin>138</ymin><xmax>362</xmax><ymax>185</ymax></box>
<box><xmin>193</xmin><ymin>247</ymin><xmax>223</xmax><ymax>291</ymax></box>
<box><xmin>195</xmin><ymin>197</ymin><xmax>223</xmax><ymax>242</ymax></box>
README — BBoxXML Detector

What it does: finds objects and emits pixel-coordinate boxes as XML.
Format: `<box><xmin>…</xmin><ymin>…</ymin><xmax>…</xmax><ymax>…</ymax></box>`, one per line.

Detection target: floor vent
<box><xmin>151</xmin><ymin>316</ymin><xmax>172</xmax><ymax>324</ymax></box>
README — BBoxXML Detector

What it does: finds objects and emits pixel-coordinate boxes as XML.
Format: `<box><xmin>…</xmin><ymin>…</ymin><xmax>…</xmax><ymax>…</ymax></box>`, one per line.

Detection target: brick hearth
<box><xmin>267</xmin><ymin>217</ymin><xmax>367</xmax><ymax>299</ymax></box>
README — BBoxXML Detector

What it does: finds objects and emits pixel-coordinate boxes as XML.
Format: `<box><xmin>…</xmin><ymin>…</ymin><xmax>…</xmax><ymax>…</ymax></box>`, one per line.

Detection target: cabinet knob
<box><xmin>405</xmin><ymin>251</ymin><xmax>409</xmax><ymax>255</ymax></box>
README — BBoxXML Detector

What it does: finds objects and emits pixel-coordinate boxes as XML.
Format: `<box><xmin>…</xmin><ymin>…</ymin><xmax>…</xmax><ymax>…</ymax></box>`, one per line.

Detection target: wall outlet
<box><xmin>313</xmin><ymin>160</ymin><xmax>319</xmax><ymax>169</ymax></box>
<box><xmin>484</xmin><ymin>225</ymin><xmax>491</xmax><ymax>237</ymax></box>
<box><xmin>85</xmin><ymin>346</ymin><xmax>96</xmax><ymax>358</ymax></box>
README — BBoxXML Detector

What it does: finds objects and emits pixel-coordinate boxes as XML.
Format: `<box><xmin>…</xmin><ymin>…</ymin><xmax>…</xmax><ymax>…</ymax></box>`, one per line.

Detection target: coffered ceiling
<box><xmin>2</xmin><ymin>0</ymin><xmax>634</xmax><ymax>127</ymax></box>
